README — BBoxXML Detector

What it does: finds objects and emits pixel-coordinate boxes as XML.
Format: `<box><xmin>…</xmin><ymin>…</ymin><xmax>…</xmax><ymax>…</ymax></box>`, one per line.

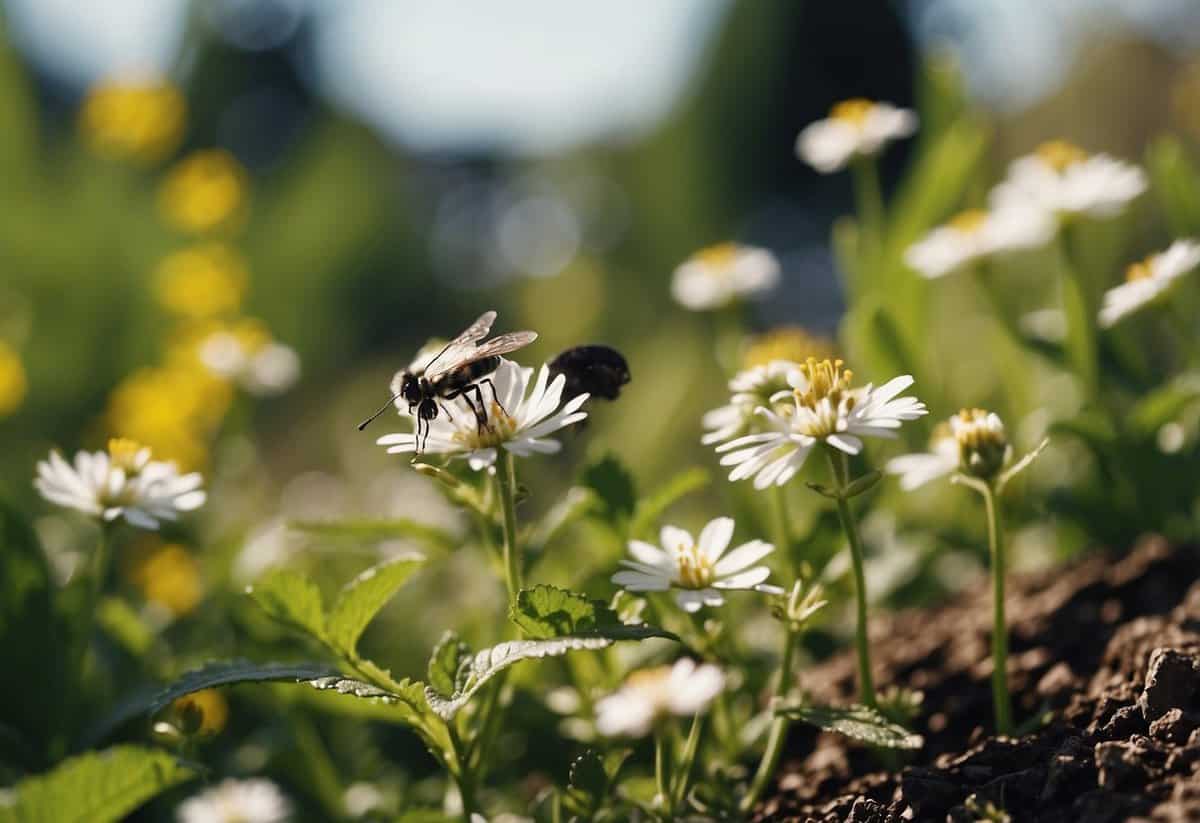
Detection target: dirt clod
<box><xmin>1138</xmin><ymin>648</ymin><xmax>1200</xmax><ymax>722</ymax></box>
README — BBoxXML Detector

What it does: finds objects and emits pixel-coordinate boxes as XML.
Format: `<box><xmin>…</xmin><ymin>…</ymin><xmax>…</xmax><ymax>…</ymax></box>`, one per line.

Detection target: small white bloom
<box><xmin>796</xmin><ymin>98</ymin><xmax>917</xmax><ymax>174</ymax></box>
<box><xmin>671</xmin><ymin>243</ymin><xmax>780</xmax><ymax>311</ymax></box>
<box><xmin>989</xmin><ymin>140</ymin><xmax>1146</xmax><ymax>220</ymax></box>
<box><xmin>1099</xmin><ymin>239</ymin><xmax>1200</xmax><ymax>327</ymax></box>
<box><xmin>177</xmin><ymin>777</ymin><xmax>291</xmax><ymax>823</ymax></box>
<box><xmin>594</xmin><ymin>658</ymin><xmax>725</xmax><ymax>737</ymax></box>
<box><xmin>34</xmin><ymin>439</ymin><xmax>206</xmax><ymax>530</ymax></box>
<box><xmin>200</xmin><ymin>331</ymin><xmax>300</xmax><ymax>396</ymax></box>
<box><xmin>717</xmin><ymin>359</ymin><xmax>927</xmax><ymax>489</ymax></box>
<box><xmin>612</xmin><ymin>516</ymin><xmax>781</xmax><ymax>612</ymax></box>
<box><xmin>905</xmin><ymin>207</ymin><xmax>1055</xmax><ymax>279</ymax></box>
<box><xmin>887</xmin><ymin>408</ymin><xmax>1011</xmax><ymax>490</ymax></box>
<box><xmin>702</xmin><ymin>359</ymin><xmax>799</xmax><ymax>446</ymax></box>
<box><xmin>376</xmin><ymin>359</ymin><xmax>588</xmax><ymax>471</ymax></box>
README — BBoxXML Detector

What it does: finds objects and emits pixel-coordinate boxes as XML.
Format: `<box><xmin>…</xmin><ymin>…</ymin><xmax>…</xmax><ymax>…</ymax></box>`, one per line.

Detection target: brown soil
<box><xmin>755</xmin><ymin>537</ymin><xmax>1200</xmax><ymax>822</ymax></box>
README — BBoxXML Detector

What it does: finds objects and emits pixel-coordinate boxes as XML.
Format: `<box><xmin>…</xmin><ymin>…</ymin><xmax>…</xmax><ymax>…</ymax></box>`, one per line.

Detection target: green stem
<box><xmin>770</xmin><ymin>485</ymin><xmax>792</xmax><ymax>572</ymax></box>
<box><xmin>1057</xmin><ymin>230</ymin><xmax>1099</xmax><ymax>399</ymax></box>
<box><xmin>447</xmin><ymin>724</ymin><xmax>477</xmax><ymax>821</ymax></box>
<box><xmin>495</xmin><ymin>450</ymin><xmax>522</xmax><ymax>605</ymax></box>
<box><xmin>740</xmin><ymin>625</ymin><xmax>797</xmax><ymax>812</ymax></box>
<box><xmin>851</xmin><ymin>155</ymin><xmax>886</xmax><ymax>289</ymax></box>
<box><xmin>654</xmin><ymin>730</ymin><xmax>671</xmax><ymax>818</ymax></box>
<box><xmin>981</xmin><ymin>481</ymin><xmax>1012</xmax><ymax>735</ymax></box>
<box><xmin>671</xmin><ymin>714</ymin><xmax>705</xmax><ymax>809</ymax></box>
<box><xmin>827</xmin><ymin>451</ymin><xmax>877</xmax><ymax>707</ymax></box>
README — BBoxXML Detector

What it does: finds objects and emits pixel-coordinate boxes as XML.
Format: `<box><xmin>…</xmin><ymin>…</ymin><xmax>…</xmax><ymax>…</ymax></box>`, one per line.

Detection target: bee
<box><xmin>548</xmin><ymin>344</ymin><xmax>630</xmax><ymax>403</ymax></box>
<box><xmin>358</xmin><ymin>311</ymin><xmax>538</xmax><ymax>452</ymax></box>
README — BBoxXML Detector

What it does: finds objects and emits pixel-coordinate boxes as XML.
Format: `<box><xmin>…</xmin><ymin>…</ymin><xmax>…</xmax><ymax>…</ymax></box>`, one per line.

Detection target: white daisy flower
<box><xmin>612</xmin><ymin>516</ymin><xmax>782</xmax><ymax>612</ymax></box>
<box><xmin>34</xmin><ymin>438</ymin><xmax>206</xmax><ymax>530</ymax></box>
<box><xmin>178</xmin><ymin>778</ymin><xmax>291</xmax><ymax>823</ymax></box>
<box><xmin>796</xmin><ymin>98</ymin><xmax>917</xmax><ymax>174</ymax></box>
<box><xmin>904</xmin><ymin>207</ymin><xmax>1055</xmax><ymax>279</ymax></box>
<box><xmin>989</xmin><ymin>140</ymin><xmax>1146</xmax><ymax>220</ymax></box>
<box><xmin>594</xmin><ymin>658</ymin><xmax>725</xmax><ymax>738</ymax></box>
<box><xmin>701</xmin><ymin>359</ymin><xmax>799</xmax><ymax>446</ymax></box>
<box><xmin>670</xmin><ymin>243</ymin><xmax>780</xmax><ymax>311</ymax></box>
<box><xmin>376</xmin><ymin>359</ymin><xmax>588</xmax><ymax>471</ymax></box>
<box><xmin>716</xmin><ymin>358</ymin><xmax>928</xmax><ymax>490</ymax></box>
<box><xmin>887</xmin><ymin>408</ymin><xmax>1011</xmax><ymax>490</ymax></box>
<box><xmin>1099</xmin><ymin>239</ymin><xmax>1200</xmax><ymax>328</ymax></box>
<box><xmin>200</xmin><ymin>330</ymin><xmax>300</xmax><ymax>396</ymax></box>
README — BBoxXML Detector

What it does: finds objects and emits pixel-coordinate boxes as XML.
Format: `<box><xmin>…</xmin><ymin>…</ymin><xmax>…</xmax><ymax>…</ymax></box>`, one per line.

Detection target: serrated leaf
<box><xmin>427</xmin><ymin>630</ymin><xmax>472</xmax><ymax>698</ymax></box>
<box><xmin>305</xmin><ymin>675</ymin><xmax>452</xmax><ymax>758</ymax></box>
<box><xmin>290</xmin><ymin>519</ymin><xmax>457</xmax><ymax>552</ymax></box>
<box><xmin>326</xmin><ymin>554</ymin><xmax>424</xmax><ymax>654</ymax></box>
<box><xmin>425</xmin><ymin>636</ymin><xmax>613</xmax><ymax>720</ymax></box>
<box><xmin>3</xmin><ymin>745</ymin><xmax>195</xmax><ymax>823</ymax></box>
<box><xmin>246</xmin><ymin>569</ymin><xmax>327</xmax><ymax>641</ymax></box>
<box><xmin>84</xmin><ymin>660</ymin><xmax>338</xmax><ymax>747</ymax></box>
<box><xmin>629</xmin><ymin>467</ymin><xmax>709</xmax><ymax>539</ymax></box>
<box><xmin>778</xmin><ymin>702</ymin><xmax>923</xmax><ymax>750</ymax></box>
<box><xmin>510</xmin><ymin>584</ymin><xmax>677</xmax><ymax>643</ymax></box>
<box><xmin>581</xmin><ymin>454</ymin><xmax>637</xmax><ymax>523</ymax></box>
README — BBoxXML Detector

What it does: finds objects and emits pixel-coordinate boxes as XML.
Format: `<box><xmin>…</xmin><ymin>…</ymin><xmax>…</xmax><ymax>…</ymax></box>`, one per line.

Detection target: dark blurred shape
<box><xmin>549</xmin><ymin>345</ymin><xmax>630</xmax><ymax>402</ymax></box>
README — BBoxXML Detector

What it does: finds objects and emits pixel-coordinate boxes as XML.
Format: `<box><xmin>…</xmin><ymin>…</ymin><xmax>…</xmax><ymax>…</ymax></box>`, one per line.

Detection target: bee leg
<box><xmin>461</xmin><ymin>390</ymin><xmax>487</xmax><ymax>433</ymax></box>
<box><xmin>479</xmin><ymin>378</ymin><xmax>506</xmax><ymax>415</ymax></box>
<box><xmin>439</xmin><ymin>402</ymin><xmax>455</xmax><ymax>423</ymax></box>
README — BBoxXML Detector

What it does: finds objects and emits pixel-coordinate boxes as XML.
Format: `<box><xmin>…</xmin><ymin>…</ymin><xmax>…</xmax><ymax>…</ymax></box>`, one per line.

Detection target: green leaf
<box><xmin>427</xmin><ymin>630</ymin><xmax>472</xmax><ymax>698</ymax></box>
<box><xmin>290</xmin><ymin>519</ymin><xmax>457</xmax><ymax>553</ymax></box>
<box><xmin>305</xmin><ymin>675</ymin><xmax>451</xmax><ymax>757</ymax></box>
<box><xmin>1060</xmin><ymin>267</ymin><xmax>1098</xmax><ymax>397</ymax></box>
<box><xmin>581</xmin><ymin>454</ymin><xmax>637</xmax><ymax>523</ymax></box>
<box><xmin>2</xmin><ymin>745</ymin><xmax>195</xmax><ymax>823</ymax></box>
<box><xmin>245</xmin><ymin>569</ymin><xmax>327</xmax><ymax>641</ymax></box>
<box><xmin>95</xmin><ymin>597</ymin><xmax>155</xmax><ymax>657</ymax></box>
<box><xmin>1129</xmin><ymin>375</ymin><xmax>1200</xmax><ymax>437</ymax></box>
<box><xmin>629</xmin><ymin>467</ymin><xmax>710</xmax><ymax>539</ymax></box>
<box><xmin>326</xmin><ymin>554</ymin><xmax>424</xmax><ymax>654</ymax></box>
<box><xmin>84</xmin><ymin>660</ymin><xmax>338</xmax><ymax>747</ymax></box>
<box><xmin>1146</xmin><ymin>135</ymin><xmax>1200</xmax><ymax>237</ymax></box>
<box><xmin>425</xmin><ymin>636</ymin><xmax>614</xmax><ymax>720</ymax></box>
<box><xmin>778</xmin><ymin>702</ymin><xmax>923</xmax><ymax>750</ymax></box>
<box><xmin>509</xmin><ymin>584</ymin><xmax>678</xmax><ymax>642</ymax></box>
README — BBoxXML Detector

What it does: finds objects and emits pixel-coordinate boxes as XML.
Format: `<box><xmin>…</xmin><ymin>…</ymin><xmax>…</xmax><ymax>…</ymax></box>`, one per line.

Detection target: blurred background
<box><xmin>4</xmin><ymin>0</ymin><xmax>1200</xmax><ymax>816</ymax></box>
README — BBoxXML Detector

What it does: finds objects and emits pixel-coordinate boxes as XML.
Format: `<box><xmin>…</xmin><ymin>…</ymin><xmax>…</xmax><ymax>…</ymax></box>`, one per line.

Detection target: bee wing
<box><xmin>420</xmin><ymin>311</ymin><xmax>497</xmax><ymax>378</ymax></box>
<box><xmin>464</xmin><ymin>331</ymin><xmax>539</xmax><ymax>361</ymax></box>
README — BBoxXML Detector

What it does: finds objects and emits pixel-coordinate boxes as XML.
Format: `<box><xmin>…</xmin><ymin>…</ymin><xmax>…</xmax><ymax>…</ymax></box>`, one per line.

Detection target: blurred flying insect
<box><xmin>548</xmin><ymin>344</ymin><xmax>630</xmax><ymax>403</ymax></box>
<box><xmin>358</xmin><ymin>310</ymin><xmax>538</xmax><ymax>452</ymax></box>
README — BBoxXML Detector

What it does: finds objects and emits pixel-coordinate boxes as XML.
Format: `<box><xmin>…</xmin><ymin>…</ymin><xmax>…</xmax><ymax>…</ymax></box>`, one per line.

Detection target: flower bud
<box><xmin>950</xmin><ymin>408</ymin><xmax>1010</xmax><ymax>481</ymax></box>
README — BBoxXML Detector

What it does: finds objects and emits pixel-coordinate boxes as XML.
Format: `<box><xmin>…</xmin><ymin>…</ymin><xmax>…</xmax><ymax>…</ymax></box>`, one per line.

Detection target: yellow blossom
<box><xmin>1034</xmin><ymin>140</ymin><xmax>1088</xmax><ymax>172</ymax></box>
<box><xmin>105</xmin><ymin>365</ymin><xmax>232</xmax><ymax>469</ymax></box>
<box><xmin>159</xmin><ymin>150</ymin><xmax>248</xmax><ymax>234</ymax></box>
<box><xmin>0</xmin><ymin>342</ymin><xmax>27</xmax><ymax>417</ymax></box>
<box><xmin>172</xmin><ymin>689</ymin><xmax>229</xmax><ymax>735</ymax></box>
<box><xmin>154</xmin><ymin>244</ymin><xmax>248</xmax><ymax>319</ymax></box>
<box><xmin>743</xmin><ymin>327</ymin><xmax>836</xmax><ymax>369</ymax></box>
<box><xmin>79</xmin><ymin>80</ymin><xmax>186</xmax><ymax>163</ymax></box>
<box><xmin>127</xmin><ymin>541</ymin><xmax>204</xmax><ymax>617</ymax></box>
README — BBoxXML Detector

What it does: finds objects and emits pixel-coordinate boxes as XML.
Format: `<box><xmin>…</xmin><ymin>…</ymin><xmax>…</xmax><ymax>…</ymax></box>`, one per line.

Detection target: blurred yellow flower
<box><xmin>106</xmin><ymin>365</ymin><xmax>233</xmax><ymax>469</ymax></box>
<box><xmin>79</xmin><ymin>79</ymin><xmax>186</xmax><ymax>163</ymax></box>
<box><xmin>154</xmin><ymin>244</ymin><xmax>249</xmax><ymax>319</ymax></box>
<box><xmin>743</xmin><ymin>327</ymin><xmax>836</xmax><ymax>369</ymax></box>
<box><xmin>127</xmin><ymin>540</ymin><xmax>204</xmax><ymax>617</ymax></box>
<box><xmin>159</xmin><ymin>150</ymin><xmax>248</xmax><ymax>234</ymax></box>
<box><xmin>172</xmin><ymin>689</ymin><xmax>229</xmax><ymax>735</ymax></box>
<box><xmin>0</xmin><ymin>341</ymin><xmax>27</xmax><ymax>417</ymax></box>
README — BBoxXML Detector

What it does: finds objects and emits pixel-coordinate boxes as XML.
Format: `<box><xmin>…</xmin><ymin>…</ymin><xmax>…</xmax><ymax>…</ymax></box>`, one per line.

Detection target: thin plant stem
<box><xmin>981</xmin><ymin>481</ymin><xmax>1012</xmax><ymax>735</ymax></box>
<box><xmin>447</xmin><ymin>724</ymin><xmax>477</xmax><ymax>821</ymax></box>
<box><xmin>851</xmin><ymin>155</ymin><xmax>886</xmax><ymax>289</ymax></box>
<box><xmin>770</xmin><ymin>485</ymin><xmax>792</xmax><ymax>572</ymax></box>
<box><xmin>1057</xmin><ymin>230</ymin><xmax>1099</xmax><ymax>398</ymax></box>
<box><xmin>740</xmin><ymin>624</ymin><xmax>797</xmax><ymax>812</ymax></box>
<box><xmin>827</xmin><ymin>450</ymin><xmax>877</xmax><ymax>708</ymax></box>
<box><xmin>671</xmin><ymin>714</ymin><xmax>705</xmax><ymax>809</ymax></box>
<box><xmin>654</xmin><ymin>730</ymin><xmax>671</xmax><ymax>818</ymax></box>
<box><xmin>495</xmin><ymin>450</ymin><xmax>522</xmax><ymax>605</ymax></box>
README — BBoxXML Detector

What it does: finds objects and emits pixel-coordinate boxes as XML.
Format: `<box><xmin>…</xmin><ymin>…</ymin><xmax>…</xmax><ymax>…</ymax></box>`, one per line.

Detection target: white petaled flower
<box><xmin>702</xmin><ymin>359</ymin><xmax>799</xmax><ymax>447</ymax></box>
<box><xmin>376</xmin><ymin>359</ymin><xmax>588</xmax><ymax>471</ymax></box>
<box><xmin>177</xmin><ymin>777</ymin><xmax>291</xmax><ymax>823</ymax></box>
<box><xmin>671</xmin><ymin>243</ymin><xmax>780</xmax><ymax>311</ymax></box>
<box><xmin>989</xmin><ymin>140</ymin><xmax>1146</xmax><ymax>220</ymax></box>
<box><xmin>34</xmin><ymin>438</ymin><xmax>206</xmax><ymax>530</ymax></box>
<box><xmin>887</xmin><ymin>408</ymin><xmax>1011</xmax><ymax>490</ymax></box>
<box><xmin>1099</xmin><ymin>239</ymin><xmax>1200</xmax><ymax>328</ymax></box>
<box><xmin>796</xmin><ymin>98</ymin><xmax>917</xmax><ymax>174</ymax></box>
<box><xmin>594</xmin><ymin>658</ymin><xmax>726</xmax><ymax>738</ymax></box>
<box><xmin>717</xmin><ymin>358</ymin><xmax>928</xmax><ymax>489</ymax></box>
<box><xmin>611</xmin><ymin>516</ymin><xmax>781</xmax><ymax>613</ymax></box>
<box><xmin>200</xmin><ymin>331</ymin><xmax>300</xmax><ymax>396</ymax></box>
<box><xmin>904</xmin><ymin>207</ymin><xmax>1055</xmax><ymax>279</ymax></box>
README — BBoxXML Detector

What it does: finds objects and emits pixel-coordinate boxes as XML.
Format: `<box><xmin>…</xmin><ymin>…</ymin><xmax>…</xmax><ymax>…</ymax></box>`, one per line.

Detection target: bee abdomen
<box><xmin>434</xmin><ymin>355</ymin><xmax>502</xmax><ymax>391</ymax></box>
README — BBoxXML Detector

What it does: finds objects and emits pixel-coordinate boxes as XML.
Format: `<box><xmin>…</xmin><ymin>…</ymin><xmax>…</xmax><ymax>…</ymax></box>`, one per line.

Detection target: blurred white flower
<box><xmin>701</xmin><ymin>359</ymin><xmax>799</xmax><ymax>446</ymax></box>
<box><xmin>377</xmin><ymin>359</ymin><xmax>588</xmax><ymax>471</ymax></box>
<box><xmin>796</xmin><ymin>99</ymin><xmax>917</xmax><ymax>174</ymax></box>
<box><xmin>35</xmin><ymin>439</ymin><xmax>206</xmax><ymax>530</ymax></box>
<box><xmin>887</xmin><ymin>409</ymin><xmax>1011</xmax><ymax>490</ymax></box>
<box><xmin>611</xmin><ymin>516</ymin><xmax>781</xmax><ymax>612</ymax></box>
<box><xmin>177</xmin><ymin>778</ymin><xmax>291</xmax><ymax>823</ymax></box>
<box><xmin>989</xmin><ymin>140</ymin><xmax>1146</xmax><ymax>220</ymax></box>
<box><xmin>905</xmin><ymin>207</ymin><xmax>1055</xmax><ymax>279</ymax></box>
<box><xmin>201</xmin><ymin>332</ymin><xmax>300</xmax><ymax>396</ymax></box>
<box><xmin>1099</xmin><ymin>239</ymin><xmax>1200</xmax><ymax>327</ymax></box>
<box><xmin>670</xmin><ymin>243</ymin><xmax>780</xmax><ymax>311</ymax></box>
<box><xmin>717</xmin><ymin>359</ymin><xmax>928</xmax><ymax>489</ymax></box>
<box><xmin>595</xmin><ymin>658</ymin><xmax>725</xmax><ymax>737</ymax></box>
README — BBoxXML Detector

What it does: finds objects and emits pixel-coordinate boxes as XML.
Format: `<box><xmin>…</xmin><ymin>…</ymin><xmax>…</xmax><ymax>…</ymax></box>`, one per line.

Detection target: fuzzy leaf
<box><xmin>510</xmin><ymin>584</ymin><xmax>677</xmax><ymax>642</ymax></box>
<box><xmin>246</xmin><ymin>569</ymin><xmax>327</xmax><ymax>641</ymax></box>
<box><xmin>581</xmin><ymin>454</ymin><xmax>637</xmax><ymax>523</ymax></box>
<box><xmin>2</xmin><ymin>745</ymin><xmax>195</xmax><ymax>823</ymax></box>
<box><xmin>425</xmin><ymin>636</ymin><xmax>613</xmax><ymax>720</ymax></box>
<box><xmin>290</xmin><ymin>519</ymin><xmax>457</xmax><ymax>552</ymax></box>
<box><xmin>326</xmin><ymin>554</ymin><xmax>424</xmax><ymax>654</ymax></box>
<box><xmin>778</xmin><ymin>702</ymin><xmax>924</xmax><ymax>750</ymax></box>
<box><xmin>427</xmin><ymin>630</ymin><xmax>472</xmax><ymax>698</ymax></box>
<box><xmin>305</xmin><ymin>675</ymin><xmax>451</xmax><ymax>757</ymax></box>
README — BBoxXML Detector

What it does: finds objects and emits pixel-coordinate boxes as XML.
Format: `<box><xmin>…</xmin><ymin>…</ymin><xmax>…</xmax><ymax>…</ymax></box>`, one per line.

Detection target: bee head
<box><xmin>418</xmin><ymin>397</ymin><xmax>439</xmax><ymax>421</ymax></box>
<box><xmin>399</xmin><ymin>372</ymin><xmax>422</xmax><ymax>406</ymax></box>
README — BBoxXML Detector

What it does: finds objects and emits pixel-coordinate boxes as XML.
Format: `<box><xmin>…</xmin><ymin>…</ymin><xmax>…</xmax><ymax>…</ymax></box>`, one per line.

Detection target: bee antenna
<box><xmin>358</xmin><ymin>393</ymin><xmax>401</xmax><ymax>431</ymax></box>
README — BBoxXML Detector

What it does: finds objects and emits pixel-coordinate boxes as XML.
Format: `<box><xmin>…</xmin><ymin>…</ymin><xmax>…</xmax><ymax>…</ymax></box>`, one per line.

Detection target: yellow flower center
<box><xmin>950</xmin><ymin>408</ymin><xmax>1009</xmax><ymax>479</ymax></box>
<box><xmin>948</xmin><ymin>209</ymin><xmax>988</xmax><ymax>234</ymax></box>
<box><xmin>1125</xmin><ymin>257</ymin><xmax>1157</xmax><ymax>282</ymax></box>
<box><xmin>793</xmin><ymin>358</ymin><xmax>855</xmax><ymax>413</ymax></box>
<box><xmin>452</xmin><ymin>402</ymin><xmax>518</xmax><ymax>449</ymax></box>
<box><xmin>1035</xmin><ymin>140</ymin><xmax>1088</xmax><ymax>172</ymax></box>
<box><xmin>694</xmin><ymin>242</ymin><xmax>739</xmax><ymax>270</ymax></box>
<box><xmin>673</xmin><ymin>538</ymin><xmax>715</xmax><ymax>589</ymax></box>
<box><xmin>742</xmin><ymin>327</ymin><xmax>836</xmax><ymax>369</ymax></box>
<box><xmin>107</xmin><ymin>437</ymin><xmax>147</xmax><ymax>474</ymax></box>
<box><xmin>830</xmin><ymin>98</ymin><xmax>875</xmax><ymax>126</ymax></box>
